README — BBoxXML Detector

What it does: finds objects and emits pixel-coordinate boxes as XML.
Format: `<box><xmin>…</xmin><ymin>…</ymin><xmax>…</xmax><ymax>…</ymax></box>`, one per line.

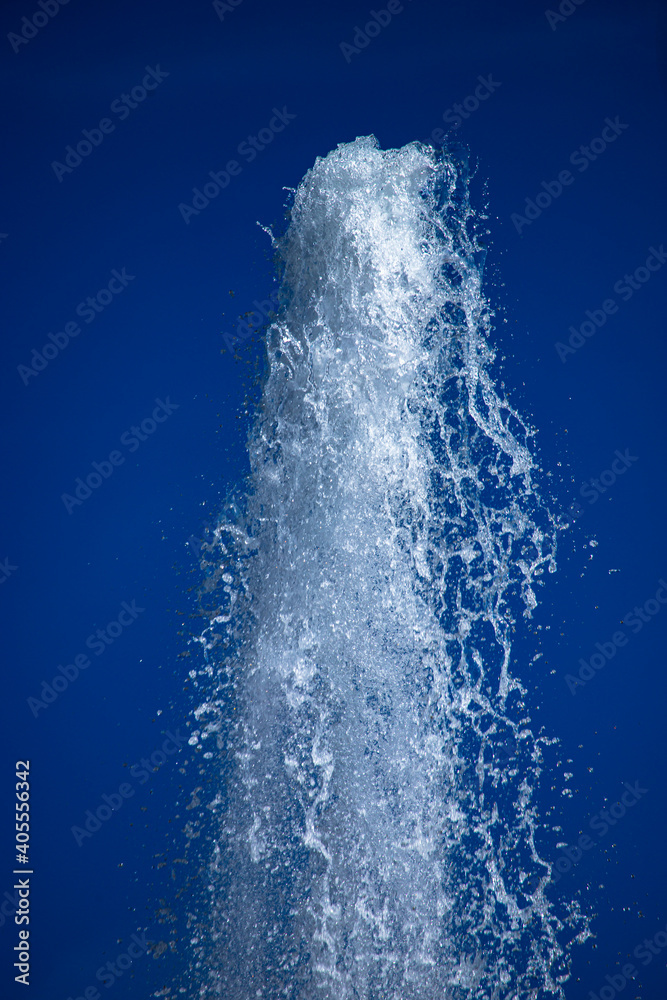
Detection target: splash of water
<box><xmin>186</xmin><ymin>137</ymin><xmax>585</xmax><ymax>999</ymax></box>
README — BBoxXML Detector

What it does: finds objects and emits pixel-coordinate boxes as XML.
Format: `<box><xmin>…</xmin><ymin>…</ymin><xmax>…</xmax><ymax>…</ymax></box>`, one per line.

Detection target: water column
<box><xmin>189</xmin><ymin>137</ymin><xmax>582</xmax><ymax>999</ymax></box>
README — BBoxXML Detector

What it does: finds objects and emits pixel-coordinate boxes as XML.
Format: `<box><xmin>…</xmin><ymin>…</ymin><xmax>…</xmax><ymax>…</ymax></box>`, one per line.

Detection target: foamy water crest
<box><xmin>185</xmin><ymin>137</ymin><xmax>585</xmax><ymax>998</ymax></box>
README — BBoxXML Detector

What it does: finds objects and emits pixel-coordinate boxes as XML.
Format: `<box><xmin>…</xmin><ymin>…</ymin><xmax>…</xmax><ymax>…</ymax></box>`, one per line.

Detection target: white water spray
<box><xmin>186</xmin><ymin>137</ymin><xmax>584</xmax><ymax>999</ymax></box>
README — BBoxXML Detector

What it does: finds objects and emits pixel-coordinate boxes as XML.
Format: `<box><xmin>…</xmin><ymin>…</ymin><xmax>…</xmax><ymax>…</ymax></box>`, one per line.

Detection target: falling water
<box><xmin>185</xmin><ymin>137</ymin><xmax>585</xmax><ymax>999</ymax></box>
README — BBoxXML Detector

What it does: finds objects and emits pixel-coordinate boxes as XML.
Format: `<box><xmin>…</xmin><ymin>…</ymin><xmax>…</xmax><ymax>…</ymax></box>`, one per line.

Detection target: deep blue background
<box><xmin>1</xmin><ymin>0</ymin><xmax>666</xmax><ymax>997</ymax></box>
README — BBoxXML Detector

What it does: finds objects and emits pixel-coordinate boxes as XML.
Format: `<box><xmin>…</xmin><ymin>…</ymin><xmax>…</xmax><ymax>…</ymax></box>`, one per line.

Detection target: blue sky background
<box><xmin>1</xmin><ymin>0</ymin><xmax>666</xmax><ymax>997</ymax></box>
